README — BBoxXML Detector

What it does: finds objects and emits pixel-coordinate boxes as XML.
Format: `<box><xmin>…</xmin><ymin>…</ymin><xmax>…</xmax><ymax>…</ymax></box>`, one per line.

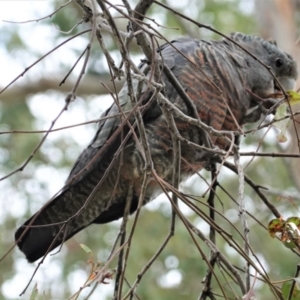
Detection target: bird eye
<box><xmin>275</xmin><ymin>58</ymin><xmax>283</xmax><ymax>68</ymax></box>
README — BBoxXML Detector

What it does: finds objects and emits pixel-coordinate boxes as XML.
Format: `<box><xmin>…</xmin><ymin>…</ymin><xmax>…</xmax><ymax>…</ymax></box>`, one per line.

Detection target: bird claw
<box><xmin>244</xmin><ymin>96</ymin><xmax>282</xmax><ymax>124</ymax></box>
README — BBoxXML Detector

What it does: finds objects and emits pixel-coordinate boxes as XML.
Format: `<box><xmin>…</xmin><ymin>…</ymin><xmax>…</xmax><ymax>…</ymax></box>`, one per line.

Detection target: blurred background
<box><xmin>0</xmin><ymin>0</ymin><xmax>300</xmax><ymax>299</ymax></box>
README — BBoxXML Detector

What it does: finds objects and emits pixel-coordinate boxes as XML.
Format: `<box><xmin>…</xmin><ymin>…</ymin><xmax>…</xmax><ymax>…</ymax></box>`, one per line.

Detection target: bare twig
<box><xmin>0</xmin><ymin>30</ymin><xmax>91</xmax><ymax>95</ymax></box>
<box><xmin>2</xmin><ymin>0</ymin><xmax>72</xmax><ymax>23</ymax></box>
<box><xmin>233</xmin><ymin>147</ymin><xmax>250</xmax><ymax>291</ymax></box>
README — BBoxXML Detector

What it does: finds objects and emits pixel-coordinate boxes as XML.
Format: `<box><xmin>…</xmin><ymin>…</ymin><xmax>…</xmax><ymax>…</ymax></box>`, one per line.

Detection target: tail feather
<box><xmin>14</xmin><ymin>189</ymin><xmax>86</xmax><ymax>262</ymax></box>
<box><xmin>15</xmin><ymin>193</ymin><xmax>139</xmax><ymax>262</ymax></box>
<box><xmin>15</xmin><ymin>126</ymin><xmax>142</xmax><ymax>262</ymax></box>
<box><xmin>15</xmin><ymin>216</ymin><xmax>63</xmax><ymax>263</ymax></box>
<box><xmin>15</xmin><ymin>203</ymin><xmax>86</xmax><ymax>263</ymax></box>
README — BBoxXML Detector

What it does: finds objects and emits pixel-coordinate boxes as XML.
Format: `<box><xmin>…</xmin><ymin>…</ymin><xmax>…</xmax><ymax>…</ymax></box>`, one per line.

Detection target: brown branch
<box><xmin>0</xmin><ymin>74</ymin><xmax>124</xmax><ymax>103</ymax></box>
<box><xmin>198</xmin><ymin>165</ymin><xmax>218</xmax><ymax>300</ymax></box>
<box><xmin>114</xmin><ymin>183</ymin><xmax>134</xmax><ymax>299</ymax></box>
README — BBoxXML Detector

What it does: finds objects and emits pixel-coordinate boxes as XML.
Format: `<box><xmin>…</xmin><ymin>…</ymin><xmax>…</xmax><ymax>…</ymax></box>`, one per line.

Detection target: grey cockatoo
<box><xmin>15</xmin><ymin>33</ymin><xmax>298</xmax><ymax>262</ymax></box>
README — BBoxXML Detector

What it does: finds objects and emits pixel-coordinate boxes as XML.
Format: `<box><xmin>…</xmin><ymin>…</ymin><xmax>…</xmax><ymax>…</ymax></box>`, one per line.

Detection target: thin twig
<box><xmin>0</xmin><ymin>30</ymin><xmax>91</xmax><ymax>95</ymax></box>
<box><xmin>198</xmin><ymin>164</ymin><xmax>218</xmax><ymax>300</ymax></box>
<box><xmin>2</xmin><ymin>0</ymin><xmax>72</xmax><ymax>23</ymax></box>
<box><xmin>233</xmin><ymin>146</ymin><xmax>250</xmax><ymax>291</ymax></box>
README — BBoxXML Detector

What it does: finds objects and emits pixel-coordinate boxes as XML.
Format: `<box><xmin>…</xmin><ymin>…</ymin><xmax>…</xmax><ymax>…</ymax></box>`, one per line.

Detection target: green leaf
<box><xmin>282</xmin><ymin>281</ymin><xmax>300</xmax><ymax>300</ymax></box>
<box><xmin>79</xmin><ymin>244</ymin><xmax>92</xmax><ymax>254</ymax></box>
<box><xmin>283</xmin><ymin>240</ymin><xmax>297</xmax><ymax>249</ymax></box>
<box><xmin>29</xmin><ymin>282</ymin><xmax>38</xmax><ymax>300</ymax></box>
<box><xmin>286</xmin><ymin>217</ymin><xmax>300</xmax><ymax>228</ymax></box>
<box><xmin>273</xmin><ymin>90</ymin><xmax>300</xmax><ymax>143</ymax></box>
<box><xmin>268</xmin><ymin>218</ymin><xmax>285</xmax><ymax>238</ymax></box>
<box><xmin>287</xmin><ymin>90</ymin><xmax>300</xmax><ymax>105</ymax></box>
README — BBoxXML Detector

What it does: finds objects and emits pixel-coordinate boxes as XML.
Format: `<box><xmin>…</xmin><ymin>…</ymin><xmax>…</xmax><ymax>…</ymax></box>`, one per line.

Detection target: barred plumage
<box><xmin>15</xmin><ymin>33</ymin><xmax>298</xmax><ymax>262</ymax></box>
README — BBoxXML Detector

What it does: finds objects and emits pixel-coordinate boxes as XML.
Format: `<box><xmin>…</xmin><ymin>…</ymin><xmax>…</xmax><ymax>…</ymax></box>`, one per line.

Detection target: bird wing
<box><xmin>63</xmin><ymin>38</ymin><xmax>193</xmax><ymax>187</ymax></box>
<box><xmin>14</xmin><ymin>38</ymin><xmax>195</xmax><ymax>262</ymax></box>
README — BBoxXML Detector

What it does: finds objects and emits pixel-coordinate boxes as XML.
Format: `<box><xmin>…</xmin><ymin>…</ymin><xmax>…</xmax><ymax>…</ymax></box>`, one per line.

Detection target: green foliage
<box><xmin>29</xmin><ymin>283</ymin><xmax>38</xmax><ymax>300</ymax></box>
<box><xmin>0</xmin><ymin>1</ymin><xmax>298</xmax><ymax>300</ymax></box>
<box><xmin>282</xmin><ymin>281</ymin><xmax>300</xmax><ymax>300</ymax></box>
<box><xmin>158</xmin><ymin>0</ymin><xmax>257</xmax><ymax>38</ymax></box>
<box><xmin>49</xmin><ymin>0</ymin><xmax>82</xmax><ymax>36</ymax></box>
<box><xmin>2</xmin><ymin>27</ymin><xmax>25</xmax><ymax>52</ymax></box>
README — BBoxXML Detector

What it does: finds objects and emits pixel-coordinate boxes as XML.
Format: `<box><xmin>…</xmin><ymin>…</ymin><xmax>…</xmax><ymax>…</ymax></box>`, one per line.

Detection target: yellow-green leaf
<box><xmin>80</xmin><ymin>244</ymin><xmax>92</xmax><ymax>254</ymax></box>
<box><xmin>268</xmin><ymin>218</ymin><xmax>285</xmax><ymax>238</ymax></box>
<box><xmin>286</xmin><ymin>217</ymin><xmax>300</xmax><ymax>228</ymax></box>
<box><xmin>29</xmin><ymin>282</ymin><xmax>38</xmax><ymax>300</ymax></box>
<box><xmin>282</xmin><ymin>281</ymin><xmax>300</xmax><ymax>300</ymax></box>
<box><xmin>287</xmin><ymin>90</ymin><xmax>300</xmax><ymax>105</ymax></box>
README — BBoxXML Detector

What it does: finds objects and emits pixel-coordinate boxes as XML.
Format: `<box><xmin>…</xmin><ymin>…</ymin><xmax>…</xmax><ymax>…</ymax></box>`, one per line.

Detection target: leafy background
<box><xmin>0</xmin><ymin>0</ymin><xmax>300</xmax><ymax>299</ymax></box>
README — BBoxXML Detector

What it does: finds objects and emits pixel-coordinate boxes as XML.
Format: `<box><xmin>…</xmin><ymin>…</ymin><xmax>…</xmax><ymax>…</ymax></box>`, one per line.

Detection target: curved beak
<box><xmin>277</xmin><ymin>77</ymin><xmax>296</xmax><ymax>91</ymax></box>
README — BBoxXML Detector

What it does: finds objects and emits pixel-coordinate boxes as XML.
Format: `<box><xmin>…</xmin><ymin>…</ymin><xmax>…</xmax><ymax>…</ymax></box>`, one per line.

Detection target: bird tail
<box><xmin>15</xmin><ymin>125</ymin><xmax>144</xmax><ymax>262</ymax></box>
<box><xmin>15</xmin><ymin>191</ymin><xmax>140</xmax><ymax>263</ymax></box>
<box><xmin>14</xmin><ymin>191</ymin><xmax>86</xmax><ymax>263</ymax></box>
